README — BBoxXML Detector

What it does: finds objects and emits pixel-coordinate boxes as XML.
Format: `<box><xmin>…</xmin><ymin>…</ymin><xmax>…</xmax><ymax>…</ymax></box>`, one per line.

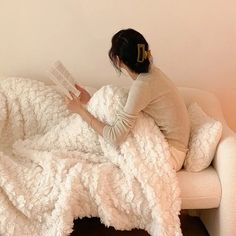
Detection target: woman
<box><xmin>65</xmin><ymin>28</ymin><xmax>190</xmax><ymax>171</ymax></box>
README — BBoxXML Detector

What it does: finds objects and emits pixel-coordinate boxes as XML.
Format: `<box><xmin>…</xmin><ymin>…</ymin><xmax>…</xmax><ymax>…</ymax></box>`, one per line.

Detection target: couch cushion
<box><xmin>184</xmin><ymin>103</ymin><xmax>223</xmax><ymax>172</ymax></box>
<box><xmin>177</xmin><ymin>166</ymin><xmax>221</xmax><ymax>209</ymax></box>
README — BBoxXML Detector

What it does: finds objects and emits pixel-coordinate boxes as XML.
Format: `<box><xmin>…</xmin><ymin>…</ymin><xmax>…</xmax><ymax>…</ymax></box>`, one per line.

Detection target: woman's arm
<box><xmin>65</xmin><ymin>91</ymin><xmax>137</xmax><ymax>146</ymax></box>
<box><xmin>65</xmin><ymin>80</ymin><xmax>151</xmax><ymax>146</ymax></box>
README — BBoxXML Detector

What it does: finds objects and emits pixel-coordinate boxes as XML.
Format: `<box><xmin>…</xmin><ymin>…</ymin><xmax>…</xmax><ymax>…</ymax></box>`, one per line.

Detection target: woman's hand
<box><xmin>64</xmin><ymin>91</ymin><xmax>105</xmax><ymax>137</ymax></box>
<box><xmin>75</xmin><ymin>84</ymin><xmax>91</xmax><ymax>105</ymax></box>
<box><xmin>65</xmin><ymin>92</ymin><xmax>83</xmax><ymax>113</ymax></box>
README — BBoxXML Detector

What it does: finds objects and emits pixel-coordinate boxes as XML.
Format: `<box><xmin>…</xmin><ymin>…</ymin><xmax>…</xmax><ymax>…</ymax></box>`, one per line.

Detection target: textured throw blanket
<box><xmin>0</xmin><ymin>78</ymin><xmax>182</xmax><ymax>236</ymax></box>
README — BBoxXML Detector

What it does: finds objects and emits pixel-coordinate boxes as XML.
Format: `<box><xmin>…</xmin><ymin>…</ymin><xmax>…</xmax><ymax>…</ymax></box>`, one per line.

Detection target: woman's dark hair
<box><xmin>109</xmin><ymin>28</ymin><xmax>150</xmax><ymax>74</ymax></box>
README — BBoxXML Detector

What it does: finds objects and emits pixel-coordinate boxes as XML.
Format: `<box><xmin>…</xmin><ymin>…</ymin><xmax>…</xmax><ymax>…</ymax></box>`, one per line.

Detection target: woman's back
<box><xmin>126</xmin><ymin>66</ymin><xmax>191</xmax><ymax>152</ymax></box>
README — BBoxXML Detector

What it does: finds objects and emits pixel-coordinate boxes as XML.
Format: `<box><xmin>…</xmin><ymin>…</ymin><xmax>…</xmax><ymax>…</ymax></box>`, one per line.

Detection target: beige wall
<box><xmin>0</xmin><ymin>0</ymin><xmax>236</xmax><ymax>131</ymax></box>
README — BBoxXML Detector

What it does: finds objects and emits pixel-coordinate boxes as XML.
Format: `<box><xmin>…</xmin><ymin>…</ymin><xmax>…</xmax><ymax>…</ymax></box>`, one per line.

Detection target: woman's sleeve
<box><xmin>102</xmin><ymin>80</ymin><xmax>151</xmax><ymax>146</ymax></box>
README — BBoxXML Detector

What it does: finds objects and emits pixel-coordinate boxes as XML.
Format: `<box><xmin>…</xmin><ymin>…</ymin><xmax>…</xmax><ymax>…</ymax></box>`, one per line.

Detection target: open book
<box><xmin>48</xmin><ymin>60</ymin><xmax>80</xmax><ymax>100</ymax></box>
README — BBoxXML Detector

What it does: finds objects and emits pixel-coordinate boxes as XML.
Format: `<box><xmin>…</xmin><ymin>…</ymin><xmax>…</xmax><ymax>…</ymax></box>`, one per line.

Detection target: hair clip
<box><xmin>137</xmin><ymin>44</ymin><xmax>145</xmax><ymax>63</ymax></box>
<box><xmin>137</xmin><ymin>44</ymin><xmax>150</xmax><ymax>63</ymax></box>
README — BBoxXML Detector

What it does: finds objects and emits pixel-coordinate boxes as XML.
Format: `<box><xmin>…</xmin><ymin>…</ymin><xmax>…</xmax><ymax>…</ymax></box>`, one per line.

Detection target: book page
<box><xmin>54</xmin><ymin>61</ymin><xmax>76</xmax><ymax>85</ymax></box>
<box><xmin>48</xmin><ymin>61</ymin><xmax>80</xmax><ymax>99</ymax></box>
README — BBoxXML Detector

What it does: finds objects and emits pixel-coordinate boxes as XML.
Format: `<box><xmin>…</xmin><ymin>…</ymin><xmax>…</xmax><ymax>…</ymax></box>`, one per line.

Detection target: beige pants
<box><xmin>169</xmin><ymin>146</ymin><xmax>186</xmax><ymax>171</ymax></box>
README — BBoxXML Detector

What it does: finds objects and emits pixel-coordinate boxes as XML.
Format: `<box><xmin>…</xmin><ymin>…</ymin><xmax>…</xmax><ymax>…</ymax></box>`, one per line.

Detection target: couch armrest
<box><xmin>213</xmin><ymin>122</ymin><xmax>236</xmax><ymax>173</ymax></box>
<box><xmin>205</xmin><ymin>122</ymin><xmax>236</xmax><ymax>236</ymax></box>
<box><xmin>213</xmin><ymin>120</ymin><xmax>236</xmax><ymax>205</ymax></box>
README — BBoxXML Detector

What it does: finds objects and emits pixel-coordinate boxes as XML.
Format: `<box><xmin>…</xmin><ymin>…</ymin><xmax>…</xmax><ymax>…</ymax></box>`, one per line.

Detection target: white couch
<box><xmin>177</xmin><ymin>87</ymin><xmax>236</xmax><ymax>236</ymax></box>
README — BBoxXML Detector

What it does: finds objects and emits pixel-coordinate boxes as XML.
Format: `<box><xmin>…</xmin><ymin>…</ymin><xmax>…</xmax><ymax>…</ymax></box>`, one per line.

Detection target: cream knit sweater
<box><xmin>103</xmin><ymin>66</ymin><xmax>190</xmax><ymax>152</ymax></box>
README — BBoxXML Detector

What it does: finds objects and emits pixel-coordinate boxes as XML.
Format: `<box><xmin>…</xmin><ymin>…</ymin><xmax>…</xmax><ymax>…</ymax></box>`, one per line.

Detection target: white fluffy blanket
<box><xmin>0</xmin><ymin>78</ymin><xmax>182</xmax><ymax>236</ymax></box>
